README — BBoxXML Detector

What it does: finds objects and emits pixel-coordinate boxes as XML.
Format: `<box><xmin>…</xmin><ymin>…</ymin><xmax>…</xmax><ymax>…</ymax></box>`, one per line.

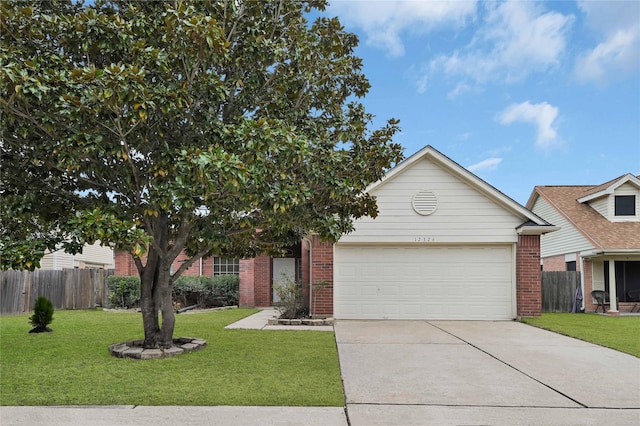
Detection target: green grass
<box><xmin>521</xmin><ymin>313</ymin><xmax>640</xmax><ymax>357</ymax></box>
<box><xmin>0</xmin><ymin>309</ymin><xmax>344</xmax><ymax>406</ymax></box>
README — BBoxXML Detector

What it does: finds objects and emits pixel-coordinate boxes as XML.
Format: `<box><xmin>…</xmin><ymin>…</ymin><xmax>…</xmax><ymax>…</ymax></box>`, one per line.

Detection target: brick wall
<box><xmin>542</xmin><ymin>254</ymin><xmax>565</xmax><ymax>271</ymax></box>
<box><xmin>238</xmin><ymin>258</ymin><xmax>256</xmax><ymax>307</ymax></box>
<box><xmin>583</xmin><ymin>259</ymin><xmax>594</xmax><ymax>312</ymax></box>
<box><xmin>311</xmin><ymin>235</ymin><xmax>334</xmax><ymax>316</ymax></box>
<box><xmin>542</xmin><ymin>253</ymin><xmax>581</xmax><ymax>272</ymax></box>
<box><xmin>114</xmin><ymin>250</ymin><xmax>138</xmax><ymax>275</ymax></box>
<box><xmin>173</xmin><ymin>252</ymin><xmax>198</xmax><ymax>276</ymax></box>
<box><xmin>516</xmin><ymin>235</ymin><xmax>542</xmax><ymax>317</ymax></box>
<box><xmin>253</xmin><ymin>255</ymin><xmax>272</xmax><ymax>307</ymax></box>
<box><xmin>202</xmin><ymin>257</ymin><xmax>213</xmax><ymax>276</ymax></box>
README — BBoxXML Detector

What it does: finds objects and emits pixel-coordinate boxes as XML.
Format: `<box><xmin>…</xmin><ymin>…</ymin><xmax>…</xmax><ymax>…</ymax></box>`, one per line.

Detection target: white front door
<box><xmin>272</xmin><ymin>258</ymin><xmax>296</xmax><ymax>304</ymax></box>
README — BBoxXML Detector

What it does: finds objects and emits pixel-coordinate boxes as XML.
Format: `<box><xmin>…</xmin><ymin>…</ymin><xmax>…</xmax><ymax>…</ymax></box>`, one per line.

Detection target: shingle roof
<box><xmin>533</xmin><ymin>184</ymin><xmax>640</xmax><ymax>250</ymax></box>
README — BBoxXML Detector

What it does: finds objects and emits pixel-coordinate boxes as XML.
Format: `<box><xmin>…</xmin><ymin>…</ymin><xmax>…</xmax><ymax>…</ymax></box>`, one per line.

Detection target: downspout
<box><xmin>579</xmin><ymin>254</ymin><xmax>586</xmax><ymax>311</ymax></box>
<box><xmin>302</xmin><ymin>236</ymin><xmax>313</xmax><ymax>316</ymax></box>
<box><xmin>199</xmin><ymin>258</ymin><xmax>203</xmax><ymax>276</ymax></box>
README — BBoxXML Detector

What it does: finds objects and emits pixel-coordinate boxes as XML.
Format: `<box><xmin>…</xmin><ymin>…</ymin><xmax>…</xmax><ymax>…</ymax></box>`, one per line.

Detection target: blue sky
<box><xmin>322</xmin><ymin>0</ymin><xmax>640</xmax><ymax>204</ymax></box>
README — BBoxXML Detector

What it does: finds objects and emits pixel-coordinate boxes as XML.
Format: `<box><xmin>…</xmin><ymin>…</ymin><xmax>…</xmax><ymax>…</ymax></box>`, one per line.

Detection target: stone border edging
<box><xmin>108</xmin><ymin>337</ymin><xmax>207</xmax><ymax>360</ymax></box>
<box><xmin>267</xmin><ymin>318</ymin><xmax>334</xmax><ymax>326</ymax></box>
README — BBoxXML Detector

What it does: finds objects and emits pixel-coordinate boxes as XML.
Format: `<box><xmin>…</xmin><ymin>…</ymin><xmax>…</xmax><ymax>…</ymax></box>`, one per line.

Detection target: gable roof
<box><xmin>577</xmin><ymin>173</ymin><xmax>640</xmax><ymax>203</ymax></box>
<box><xmin>528</xmin><ymin>182</ymin><xmax>640</xmax><ymax>251</ymax></box>
<box><xmin>369</xmin><ymin>145</ymin><xmax>555</xmax><ymax>231</ymax></box>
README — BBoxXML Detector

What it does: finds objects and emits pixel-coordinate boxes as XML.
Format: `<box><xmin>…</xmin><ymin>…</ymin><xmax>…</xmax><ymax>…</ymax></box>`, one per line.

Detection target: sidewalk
<box><xmin>224</xmin><ymin>308</ymin><xmax>333</xmax><ymax>331</ymax></box>
<box><xmin>0</xmin><ymin>406</ymin><xmax>348</xmax><ymax>426</ymax></box>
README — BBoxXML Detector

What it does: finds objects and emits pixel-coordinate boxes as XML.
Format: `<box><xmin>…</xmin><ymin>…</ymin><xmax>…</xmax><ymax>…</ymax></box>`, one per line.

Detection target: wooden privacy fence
<box><xmin>0</xmin><ymin>269</ymin><xmax>113</xmax><ymax>315</ymax></box>
<box><xmin>542</xmin><ymin>271</ymin><xmax>581</xmax><ymax>312</ymax></box>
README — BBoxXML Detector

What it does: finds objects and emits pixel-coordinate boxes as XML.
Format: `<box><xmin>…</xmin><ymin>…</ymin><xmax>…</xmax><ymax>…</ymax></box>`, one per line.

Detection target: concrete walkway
<box><xmin>224</xmin><ymin>308</ymin><xmax>333</xmax><ymax>331</ymax></box>
<box><xmin>336</xmin><ymin>320</ymin><xmax>640</xmax><ymax>425</ymax></box>
<box><xmin>0</xmin><ymin>406</ymin><xmax>348</xmax><ymax>426</ymax></box>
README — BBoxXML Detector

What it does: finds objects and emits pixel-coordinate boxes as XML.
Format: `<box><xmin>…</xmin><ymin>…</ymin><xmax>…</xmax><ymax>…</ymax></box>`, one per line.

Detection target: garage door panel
<box><xmin>334</xmin><ymin>245</ymin><xmax>514</xmax><ymax>320</ymax></box>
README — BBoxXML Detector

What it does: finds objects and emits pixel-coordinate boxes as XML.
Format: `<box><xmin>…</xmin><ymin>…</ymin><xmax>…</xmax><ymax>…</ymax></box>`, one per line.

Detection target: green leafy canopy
<box><xmin>1</xmin><ymin>0</ymin><xmax>403</xmax><ymax>271</ymax></box>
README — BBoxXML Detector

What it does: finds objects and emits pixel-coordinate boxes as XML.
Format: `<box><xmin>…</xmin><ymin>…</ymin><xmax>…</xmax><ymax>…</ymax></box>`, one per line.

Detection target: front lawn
<box><xmin>521</xmin><ymin>313</ymin><xmax>640</xmax><ymax>357</ymax></box>
<box><xmin>0</xmin><ymin>309</ymin><xmax>344</xmax><ymax>406</ymax></box>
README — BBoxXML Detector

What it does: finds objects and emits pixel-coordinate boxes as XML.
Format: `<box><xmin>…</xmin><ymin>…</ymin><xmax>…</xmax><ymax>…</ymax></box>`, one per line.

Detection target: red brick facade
<box><xmin>310</xmin><ymin>235</ymin><xmax>334</xmax><ymax>317</ymax></box>
<box><xmin>516</xmin><ymin>234</ymin><xmax>542</xmax><ymax>317</ymax></box>
<box><xmin>114</xmin><ymin>251</ymin><xmax>138</xmax><ymax>276</ymax></box>
<box><xmin>583</xmin><ymin>259</ymin><xmax>594</xmax><ymax>312</ymax></box>
<box><xmin>115</xmin><ymin>233</ymin><xmax>545</xmax><ymax>318</ymax></box>
<box><xmin>252</xmin><ymin>255</ymin><xmax>272</xmax><ymax>307</ymax></box>
<box><xmin>238</xmin><ymin>258</ymin><xmax>256</xmax><ymax>307</ymax></box>
<box><xmin>541</xmin><ymin>253</ymin><xmax>581</xmax><ymax>272</ymax></box>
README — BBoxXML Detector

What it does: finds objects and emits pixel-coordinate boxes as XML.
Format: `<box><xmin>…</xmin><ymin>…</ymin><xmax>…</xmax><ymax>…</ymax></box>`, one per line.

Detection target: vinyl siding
<box><xmin>531</xmin><ymin>197</ymin><xmax>594</xmax><ymax>258</ymax></box>
<box><xmin>612</xmin><ymin>182</ymin><xmax>640</xmax><ymax>222</ymax></box>
<box><xmin>39</xmin><ymin>243</ymin><xmax>113</xmax><ymax>270</ymax></box>
<box><xmin>40</xmin><ymin>251</ymin><xmax>74</xmax><ymax>270</ymax></box>
<box><xmin>77</xmin><ymin>242</ymin><xmax>114</xmax><ymax>267</ymax></box>
<box><xmin>589</xmin><ymin>197</ymin><xmax>608</xmax><ymax>218</ymax></box>
<box><xmin>339</xmin><ymin>158</ymin><xmax>523</xmax><ymax>244</ymax></box>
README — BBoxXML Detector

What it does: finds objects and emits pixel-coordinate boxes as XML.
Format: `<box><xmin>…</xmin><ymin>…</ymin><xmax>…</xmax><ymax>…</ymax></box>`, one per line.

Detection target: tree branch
<box><xmin>171</xmin><ymin>247</ymin><xmax>211</xmax><ymax>281</ymax></box>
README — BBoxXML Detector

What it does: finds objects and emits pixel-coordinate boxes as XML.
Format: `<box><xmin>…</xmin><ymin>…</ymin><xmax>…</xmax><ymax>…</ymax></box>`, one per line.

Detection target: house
<box><xmin>331</xmin><ymin>145</ymin><xmax>557</xmax><ymax>320</ymax></box>
<box><xmin>115</xmin><ymin>145</ymin><xmax>558</xmax><ymax>319</ymax></box>
<box><xmin>526</xmin><ymin>174</ymin><xmax>640</xmax><ymax>313</ymax></box>
<box><xmin>40</xmin><ymin>242</ymin><xmax>114</xmax><ymax>270</ymax></box>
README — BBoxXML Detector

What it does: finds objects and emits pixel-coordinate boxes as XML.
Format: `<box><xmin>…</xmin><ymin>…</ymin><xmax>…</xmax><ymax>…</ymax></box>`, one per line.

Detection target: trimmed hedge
<box><xmin>106</xmin><ymin>275</ymin><xmax>141</xmax><ymax>309</ymax></box>
<box><xmin>106</xmin><ymin>274</ymin><xmax>239</xmax><ymax>309</ymax></box>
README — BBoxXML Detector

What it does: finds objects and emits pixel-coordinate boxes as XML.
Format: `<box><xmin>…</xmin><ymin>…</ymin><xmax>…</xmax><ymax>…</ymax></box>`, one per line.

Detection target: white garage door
<box><xmin>334</xmin><ymin>245</ymin><xmax>514</xmax><ymax>320</ymax></box>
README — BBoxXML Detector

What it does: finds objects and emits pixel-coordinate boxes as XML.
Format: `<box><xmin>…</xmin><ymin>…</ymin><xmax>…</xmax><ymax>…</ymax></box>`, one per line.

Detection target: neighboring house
<box><xmin>115</xmin><ymin>145</ymin><xmax>558</xmax><ymax>319</ymax></box>
<box><xmin>526</xmin><ymin>174</ymin><xmax>640</xmax><ymax>313</ymax></box>
<box><xmin>41</xmin><ymin>242</ymin><xmax>114</xmax><ymax>270</ymax></box>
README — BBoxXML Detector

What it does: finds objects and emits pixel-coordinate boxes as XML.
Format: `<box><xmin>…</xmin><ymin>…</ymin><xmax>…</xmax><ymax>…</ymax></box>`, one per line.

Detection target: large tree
<box><xmin>0</xmin><ymin>0</ymin><xmax>402</xmax><ymax>348</ymax></box>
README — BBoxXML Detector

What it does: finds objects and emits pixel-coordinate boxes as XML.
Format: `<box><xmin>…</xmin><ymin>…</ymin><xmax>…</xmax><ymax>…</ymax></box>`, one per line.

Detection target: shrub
<box><xmin>106</xmin><ymin>276</ymin><xmax>141</xmax><ymax>309</ymax></box>
<box><xmin>29</xmin><ymin>296</ymin><xmax>54</xmax><ymax>333</ymax></box>
<box><xmin>212</xmin><ymin>275</ymin><xmax>239</xmax><ymax>306</ymax></box>
<box><xmin>173</xmin><ymin>276</ymin><xmax>214</xmax><ymax>307</ymax></box>
<box><xmin>273</xmin><ymin>275</ymin><xmax>304</xmax><ymax>319</ymax></box>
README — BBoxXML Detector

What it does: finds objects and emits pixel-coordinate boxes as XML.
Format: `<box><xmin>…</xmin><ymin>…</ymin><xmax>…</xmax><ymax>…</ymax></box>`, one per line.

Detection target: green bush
<box><xmin>173</xmin><ymin>276</ymin><xmax>214</xmax><ymax>307</ymax></box>
<box><xmin>173</xmin><ymin>275</ymin><xmax>238</xmax><ymax>307</ymax></box>
<box><xmin>29</xmin><ymin>296</ymin><xmax>54</xmax><ymax>332</ymax></box>
<box><xmin>212</xmin><ymin>275</ymin><xmax>239</xmax><ymax>306</ymax></box>
<box><xmin>106</xmin><ymin>276</ymin><xmax>141</xmax><ymax>309</ymax></box>
<box><xmin>273</xmin><ymin>275</ymin><xmax>304</xmax><ymax>319</ymax></box>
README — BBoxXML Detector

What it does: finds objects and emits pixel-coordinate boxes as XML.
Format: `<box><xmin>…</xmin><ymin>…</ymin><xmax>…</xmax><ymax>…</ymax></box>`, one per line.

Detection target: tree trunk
<box><xmin>139</xmin><ymin>255</ymin><xmax>176</xmax><ymax>348</ymax></box>
<box><xmin>139</xmin><ymin>214</ymin><xmax>175</xmax><ymax>349</ymax></box>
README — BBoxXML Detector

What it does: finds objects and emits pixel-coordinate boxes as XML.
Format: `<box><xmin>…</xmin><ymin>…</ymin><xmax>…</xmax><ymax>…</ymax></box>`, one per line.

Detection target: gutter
<box><xmin>516</xmin><ymin>225</ymin><xmax>560</xmax><ymax>235</ymax></box>
<box><xmin>580</xmin><ymin>249</ymin><xmax>640</xmax><ymax>259</ymax></box>
<box><xmin>302</xmin><ymin>236</ymin><xmax>313</xmax><ymax>315</ymax></box>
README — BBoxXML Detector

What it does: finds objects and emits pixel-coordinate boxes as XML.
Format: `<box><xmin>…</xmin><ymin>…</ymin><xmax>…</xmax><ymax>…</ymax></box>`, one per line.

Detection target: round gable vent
<box><xmin>412</xmin><ymin>191</ymin><xmax>437</xmax><ymax>216</ymax></box>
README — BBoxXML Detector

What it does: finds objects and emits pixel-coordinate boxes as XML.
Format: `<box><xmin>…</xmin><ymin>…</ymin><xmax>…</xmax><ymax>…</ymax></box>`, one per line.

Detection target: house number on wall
<box><xmin>414</xmin><ymin>237</ymin><xmax>436</xmax><ymax>242</ymax></box>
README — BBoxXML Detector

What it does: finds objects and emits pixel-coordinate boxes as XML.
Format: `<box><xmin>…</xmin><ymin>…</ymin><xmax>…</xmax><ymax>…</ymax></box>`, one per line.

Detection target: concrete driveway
<box><xmin>335</xmin><ymin>320</ymin><xmax>640</xmax><ymax>425</ymax></box>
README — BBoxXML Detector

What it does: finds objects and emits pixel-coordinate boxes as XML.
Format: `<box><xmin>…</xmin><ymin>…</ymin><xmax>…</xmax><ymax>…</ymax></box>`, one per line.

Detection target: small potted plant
<box><xmin>29</xmin><ymin>296</ymin><xmax>54</xmax><ymax>333</ymax></box>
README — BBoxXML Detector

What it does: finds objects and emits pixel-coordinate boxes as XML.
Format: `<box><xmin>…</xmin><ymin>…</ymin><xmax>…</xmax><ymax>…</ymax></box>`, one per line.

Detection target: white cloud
<box><xmin>328</xmin><ymin>0</ymin><xmax>477</xmax><ymax>57</ymax></box>
<box><xmin>430</xmin><ymin>2</ymin><xmax>573</xmax><ymax>85</ymax></box>
<box><xmin>455</xmin><ymin>132</ymin><xmax>472</xmax><ymax>141</ymax></box>
<box><xmin>575</xmin><ymin>1</ymin><xmax>640</xmax><ymax>84</ymax></box>
<box><xmin>498</xmin><ymin>101</ymin><xmax>561</xmax><ymax>150</ymax></box>
<box><xmin>468</xmin><ymin>157</ymin><xmax>502</xmax><ymax>172</ymax></box>
<box><xmin>447</xmin><ymin>82</ymin><xmax>473</xmax><ymax>99</ymax></box>
<box><xmin>416</xmin><ymin>73</ymin><xmax>428</xmax><ymax>94</ymax></box>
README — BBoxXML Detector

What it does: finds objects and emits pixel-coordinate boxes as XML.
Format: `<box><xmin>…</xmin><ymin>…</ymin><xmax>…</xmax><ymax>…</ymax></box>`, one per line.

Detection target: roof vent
<box><xmin>412</xmin><ymin>191</ymin><xmax>437</xmax><ymax>216</ymax></box>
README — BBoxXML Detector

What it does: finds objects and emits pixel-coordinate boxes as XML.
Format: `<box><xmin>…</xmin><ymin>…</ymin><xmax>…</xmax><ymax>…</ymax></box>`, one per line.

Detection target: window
<box><xmin>565</xmin><ymin>261</ymin><xmax>576</xmax><ymax>271</ymax></box>
<box><xmin>604</xmin><ymin>261</ymin><xmax>640</xmax><ymax>302</ymax></box>
<box><xmin>614</xmin><ymin>195</ymin><xmax>635</xmax><ymax>216</ymax></box>
<box><xmin>213</xmin><ymin>257</ymin><xmax>239</xmax><ymax>275</ymax></box>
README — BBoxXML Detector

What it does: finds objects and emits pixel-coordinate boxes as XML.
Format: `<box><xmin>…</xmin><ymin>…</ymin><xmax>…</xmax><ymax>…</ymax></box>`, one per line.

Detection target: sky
<box><xmin>320</xmin><ymin>0</ymin><xmax>640</xmax><ymax>204</ymax></box>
